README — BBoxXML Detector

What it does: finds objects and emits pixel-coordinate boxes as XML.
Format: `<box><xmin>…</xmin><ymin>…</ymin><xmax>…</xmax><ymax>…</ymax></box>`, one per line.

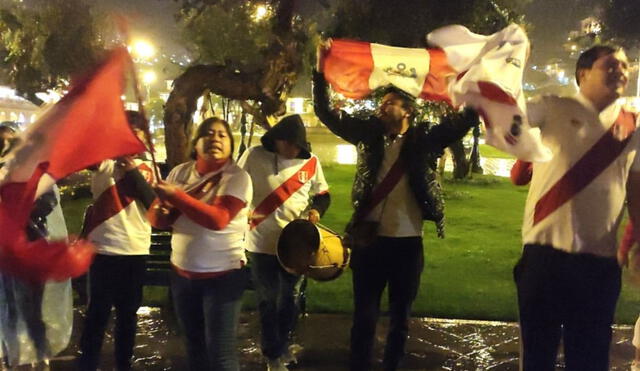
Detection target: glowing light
<box><xmin>287</xmin><ymin>97</ymin><xmax>305</xmax><ymax>114</ymax></box>
<box><xmin>253</xmin><ymin>4</ymin><xmax>270</xmax><ymax>21</ymax></box>
<box><xmin>335</xmin><ymin>144</ymin><xmax>357</xmax><ymax>165</ymax></box>
<box><xmin>130</xmin><ymin>39</ymin><xmax>155</xmax><ymax>60</ymax></box>
<box><xmin>142</xmin><ymin>70</ymin><xmax>157</xmax><ymax>85</ymax></box>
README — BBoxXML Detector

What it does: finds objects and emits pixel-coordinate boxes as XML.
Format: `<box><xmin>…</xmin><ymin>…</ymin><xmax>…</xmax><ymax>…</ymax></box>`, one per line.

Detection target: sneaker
<box><xmin>280</xmin><ymin>344</ymin><xmax>303</xmax><ymax>365</ymax></box>
<box><xmin>632</xmin><ymin>360</ymin><xmax>640</xmax><ymax>371</ymax></box>
<box><xmin>267</xmin><ymin>357</ymin><xmax>288</xmax><ymax>371</ymax></box>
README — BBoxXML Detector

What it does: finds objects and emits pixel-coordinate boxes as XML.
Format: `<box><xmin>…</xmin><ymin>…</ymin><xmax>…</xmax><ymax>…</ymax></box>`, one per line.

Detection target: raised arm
<box><xmin>423</xmin><ymin>107</ymin><xmax>480</xmax><ymax>153</ymax></box>
<box><xmin>312</xmin><ymin>70</ymin><xmax>374</xmax><ymax>145</ymax></box>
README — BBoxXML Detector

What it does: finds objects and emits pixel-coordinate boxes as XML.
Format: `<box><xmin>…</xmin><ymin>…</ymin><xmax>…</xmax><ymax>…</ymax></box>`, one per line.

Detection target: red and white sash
<box><xmin>83</xmin><ymin>163</ymin><xmax>153</xmax><ymax>235</ymax></box>
<box><xmin>250</xmin><ymin>157</ymin><xmax>317</xmax><ymax>229</ymax></box>
<box><xmin>533</xmin><ymin>110</ymin><xmax>637</xmax><ymax>226</ymax></box>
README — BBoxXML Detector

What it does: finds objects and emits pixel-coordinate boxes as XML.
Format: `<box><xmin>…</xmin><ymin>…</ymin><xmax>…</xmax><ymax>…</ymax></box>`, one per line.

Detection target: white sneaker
<box><xmin>280</xmin><ymin>343</ymin><xmax>303</xmax><ymax>365</ymax></box>
<box><xmin>267</xmin><ymin>357</ymin><xmax>288</xmax><ymax>371</ymax></box>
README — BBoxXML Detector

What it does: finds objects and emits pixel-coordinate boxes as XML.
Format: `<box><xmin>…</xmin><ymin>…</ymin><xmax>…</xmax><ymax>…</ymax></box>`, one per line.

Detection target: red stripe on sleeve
<box><xmin>168</xmin><ymin>190</ymin><xmax>246</xmax><ymax>230</ymax></box>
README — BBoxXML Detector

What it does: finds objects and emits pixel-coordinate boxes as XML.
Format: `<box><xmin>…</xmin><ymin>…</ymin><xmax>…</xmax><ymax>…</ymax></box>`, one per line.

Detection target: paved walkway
<box><xmin>46</xmin><ymin>307</ymin><xmax>636</xmax><ymax>370</ymax></box>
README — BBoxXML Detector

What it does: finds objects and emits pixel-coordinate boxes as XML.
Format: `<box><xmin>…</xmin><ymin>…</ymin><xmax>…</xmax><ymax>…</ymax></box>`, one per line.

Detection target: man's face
<box><xmin>274</xmin><ymin>139</ymin><xmax>301</xmax><ymax>159</ymax></box>
<box><xmin>378</xmin><ymin>93</ymin><xmax>410</xmax><ymax>127</ymax></box>
<box><xmin>580</xmin><ymin>50</ymin><xmax>629</xmax><ymax>101</ymax></box>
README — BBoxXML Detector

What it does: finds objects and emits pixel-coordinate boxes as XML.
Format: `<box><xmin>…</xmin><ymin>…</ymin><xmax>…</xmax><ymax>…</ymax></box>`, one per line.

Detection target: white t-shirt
<box><xmin>237</xmin><ymin>146</ymin><xmax>329</xmax><ymax>255</ymax></box>
<box><xmin>167</xmin><ymin>160</ymin><xmax>252</xmax><ymax>272</ymax></box>
<box><xmin>522</xmin><ymin>94</ymin><xmax>640</xmax><ymax>257</ymax></box>
<box><xmin>88</xmin><ymin>159</ymin><xmax>154</xmax><ymax>255</ymax></box>
<box><xmin>365</xmin><ymin>135</ymin><xmax>423</xmax><ymax>237</ymax></box>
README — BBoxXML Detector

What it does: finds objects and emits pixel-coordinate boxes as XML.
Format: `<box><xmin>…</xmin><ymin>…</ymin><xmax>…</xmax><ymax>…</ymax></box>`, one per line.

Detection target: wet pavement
<box><xmin>47</xmin><ymin>307</ymin><xmax>637</xmax><ymax>371</ymax></box>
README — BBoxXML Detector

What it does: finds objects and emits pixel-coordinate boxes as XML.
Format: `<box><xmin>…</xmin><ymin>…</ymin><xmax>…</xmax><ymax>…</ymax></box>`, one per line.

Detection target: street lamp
<box><xmin>253</xmin><ymin>4</ymin><xmax>270</xmax><ymax>22</ymax></box>
<box><xmin>130</xmin><ymin>39</ymin><xmax>155</xmax><ymax>60</ymax></box>
<box><xmin>142</xmin><ymin>70</ymin><xmax>157</xmax><ymax>99</ymax></box>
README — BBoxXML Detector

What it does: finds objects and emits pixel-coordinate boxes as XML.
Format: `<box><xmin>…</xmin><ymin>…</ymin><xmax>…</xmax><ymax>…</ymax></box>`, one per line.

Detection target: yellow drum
<box><xmin>277</xmin><ymin>219</ymin><xmax>350</xmax><ymax>281</ymax></box>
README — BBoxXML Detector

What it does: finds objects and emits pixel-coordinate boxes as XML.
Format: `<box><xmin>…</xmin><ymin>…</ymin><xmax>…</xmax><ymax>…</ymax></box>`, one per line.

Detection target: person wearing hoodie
<box><xmin>237</xmin><ymin>114</ymin><xmax>330</xmax><ymax>371</ymax></box>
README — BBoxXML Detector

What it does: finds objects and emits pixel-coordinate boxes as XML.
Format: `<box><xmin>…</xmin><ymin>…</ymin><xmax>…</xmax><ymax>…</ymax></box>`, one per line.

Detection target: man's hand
<box><xmin>618</xmin><ymin>246</ymin><xmax>630</xmax><ymax>268</ymax></box>
<box><xmin>116</xmin><ymin>155</ymin><xmax>136</xmax><ymax>171</ymax></box>
<box><xmin>308</xmin><ymin>209</ymin><xmax>320</xmax><ymax>224</ymax></box>
<box><xmin>461</xmin><ymin>106</ymin><xmax>480</xmax><ymax>127</ymax></box>
<box><xmin>154</xmin><ymin>181</ymin><xmax>180</xmax><ymax>200</ymax></box>
<box><xmin>316</xmin><ymin>38</ymin><xmax>332</xmax><ymax>71</ymax></box>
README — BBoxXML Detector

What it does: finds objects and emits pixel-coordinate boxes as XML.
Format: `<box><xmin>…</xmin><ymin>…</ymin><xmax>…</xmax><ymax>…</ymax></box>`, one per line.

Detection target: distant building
<box><xmin>0</xmin><ymin>86</ymin><xmax>39</xmax><ymax>128</ymax></box>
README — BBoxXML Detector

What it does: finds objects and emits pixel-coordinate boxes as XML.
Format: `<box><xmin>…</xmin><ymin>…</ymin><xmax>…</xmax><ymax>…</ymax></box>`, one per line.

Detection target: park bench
<box><xmin>144</xmin><ymin>229</ymin><xmax>308</xmax><ymax>314</ymax></box>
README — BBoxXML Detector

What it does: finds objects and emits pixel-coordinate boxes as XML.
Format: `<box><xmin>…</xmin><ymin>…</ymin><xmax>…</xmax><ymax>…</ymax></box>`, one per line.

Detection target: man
<box><xmin>78</xmin><ymin>111</ymin><xmax>156</xmax><ymax>371</ymax></box>
<box><xmin>313</xmin><ymin>46</ymin><xmax>479</xmax><ymax>371</ymax></box>
<box><xmin>238</xmin><ymin>114</ymin><xmax>330</xmax><ymax>371</ymax></box>
<box><xmin>515</xmin><ymin>45</ymin><xmax>634</xmax><ymax>371</ymax></box>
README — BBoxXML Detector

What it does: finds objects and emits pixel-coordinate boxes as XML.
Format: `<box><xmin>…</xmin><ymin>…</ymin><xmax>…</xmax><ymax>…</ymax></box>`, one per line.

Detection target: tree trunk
<box><xmin>469</xmin><ymin>125</ymin><xmax>483</xmax><ymax>174</ymax></box>
<box><xmin>163</xmin><ymin>65</ymin><xmax>263</xmax><ymax>168</ymax></box>
<box><xmin>449</xmin><ymin>139</ymin><xmax>469</xmax><ymax>179</ymax></box>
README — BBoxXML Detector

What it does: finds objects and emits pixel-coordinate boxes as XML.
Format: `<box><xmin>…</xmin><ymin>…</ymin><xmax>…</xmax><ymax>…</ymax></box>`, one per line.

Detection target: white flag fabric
<box><xmin>427</xmin><ymin>24</ymin><xmax>551</xmax><ymax>162</ymax></box>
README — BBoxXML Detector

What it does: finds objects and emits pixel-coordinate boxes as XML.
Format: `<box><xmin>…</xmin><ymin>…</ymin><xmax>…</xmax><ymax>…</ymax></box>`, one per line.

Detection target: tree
<box><xmin>602</xmin><ymin>0</ymin><xmax>640</xmax><ymax>47</ymax></box>
<box><xmin>0</xmin><ymin>0</ymin><xmax>106</xmax><ymax>104</ymax></box>
<box><xmin>163</xmin><ymin>0</ymin><xmax>316</xmax><ymax>167</ymax></box>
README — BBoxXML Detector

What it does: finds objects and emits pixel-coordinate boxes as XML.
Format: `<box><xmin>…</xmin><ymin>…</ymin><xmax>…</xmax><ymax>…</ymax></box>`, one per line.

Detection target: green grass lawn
<box><xmin>479</xmin><ymin>144</ymin><xmax>514</xmax><ymax>159</ymax></box>
<box><xmin>60</xmin><ymin>164</ymin><xmax>640</xmax><ymax>324</ymax></box>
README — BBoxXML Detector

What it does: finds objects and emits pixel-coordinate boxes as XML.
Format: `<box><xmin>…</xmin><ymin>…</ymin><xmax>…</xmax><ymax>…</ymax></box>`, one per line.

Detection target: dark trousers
<box><xmin>247</xmin><ymin>251</ymin><xmax>301</xmax><ymax>360</ymax></box>
<box><xmin>171</xmin><ymin>268</ymin><xmax>247</xmax><ymax>371</ymax></box>
<box><xmin>79</xmin><ymin>254</ymin><xmax>146</xmax><ymax>371</ymax></box>
<box><xmin>350</xmin><ymin>236</ymin><xmax>423</xmax><ymax>371</ymax></box>
<box><xmin>514</xmin><ymin>244</ymin><xmax>621</xmax><ymax>371</ymax></box>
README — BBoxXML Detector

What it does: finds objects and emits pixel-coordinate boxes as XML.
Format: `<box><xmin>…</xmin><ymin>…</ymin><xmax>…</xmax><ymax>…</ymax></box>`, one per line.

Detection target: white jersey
<box><xmin>167</xmin><ymin>160</ymin><xmax>252</xmax><ymax>273</ymax></box>
<box><xmin>87</xmin><ymin>159</ymin><xmax>154</xmax><ymax>255</ymax></box>
<box><xmin>522</xmin><ymin>94</ymin><xmax>640</xmax><ymax>257</ymax></box>
<box><xmin>238</xmin><ymin>146</ymin><xmax>329</xmax><ymax>255</ymax></box>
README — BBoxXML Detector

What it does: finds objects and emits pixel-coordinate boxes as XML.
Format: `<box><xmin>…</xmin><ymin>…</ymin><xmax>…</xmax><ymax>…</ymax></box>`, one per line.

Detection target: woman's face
<box><xmin>195</xmin><ymin>121</ymin><xmax>232</xmax><ymax>161</ymax></box>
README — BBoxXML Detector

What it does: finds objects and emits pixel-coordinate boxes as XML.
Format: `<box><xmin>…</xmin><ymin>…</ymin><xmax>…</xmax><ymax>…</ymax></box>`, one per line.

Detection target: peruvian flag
<box><xmin>321</xmin><ymin>24</ymin><xmax>551</xmax><ymax>162</ymax></box>
<box><xmin>0</xmin><ymin>47</ymin><xmax>147</xmax><ymax>282</ymax></box>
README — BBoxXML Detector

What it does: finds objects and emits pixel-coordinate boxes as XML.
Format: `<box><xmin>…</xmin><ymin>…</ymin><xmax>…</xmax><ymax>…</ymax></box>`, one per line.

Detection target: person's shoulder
<box><xmin>169</xmin><ymin>161</ymin><xmax>195</xmax><ymax>177</ymax></box>
<box><xmin>226</xmin><ymin>162</ymin><xmax>253</xmax><ymax>185</ymax></box>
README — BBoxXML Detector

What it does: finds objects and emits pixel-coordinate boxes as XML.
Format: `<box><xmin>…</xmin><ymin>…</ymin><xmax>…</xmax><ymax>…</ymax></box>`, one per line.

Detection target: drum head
<box><xmin>277</xmin><ymin>219</ymin><xmax>319</xmax><ymax>275</ymax></box>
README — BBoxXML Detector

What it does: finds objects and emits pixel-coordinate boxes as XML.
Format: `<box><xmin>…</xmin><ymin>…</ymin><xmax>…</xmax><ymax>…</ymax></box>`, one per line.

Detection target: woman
<box><xmin>148</xmin><ymin>117</ymin><xmax>252</xmax><ymax>371</ymax></box>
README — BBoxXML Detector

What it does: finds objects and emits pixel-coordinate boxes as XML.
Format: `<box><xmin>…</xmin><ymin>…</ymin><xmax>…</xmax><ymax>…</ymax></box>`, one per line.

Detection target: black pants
<box><xmin>79</xmin><ymin>254</ymin><xmax>146</xmax><ymax>371</ymax></box>
<box><xmin>514</xmin><ymin>244</ymin><xmax>621</xmax><ymax>371</ymax></box>
<box><xmin>350</xmin><ymin>236</ymin><xmax>423</xmax><ymax>371</ymax></box>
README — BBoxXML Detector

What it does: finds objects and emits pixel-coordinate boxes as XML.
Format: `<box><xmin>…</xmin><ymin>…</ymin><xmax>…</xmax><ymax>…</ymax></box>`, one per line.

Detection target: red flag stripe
<box><xmin>419</xmin><ymin>48</ymin><xmax>455</xmax><ymax>103</ymax></box>
<box><xmin>477</xmin><ymin>81</ymin><xmax>517</xmax><ymax>106</ymax></box>
<box><xmin>323</xmin><ymin>39</ymin><xmax>374</xmax><ymax>99</ymax></box>
<box><xmin>250</xmin><ymin>157</ymin><xmax>318</xmax><ymax>229</ymax></box>
<box><xmin>533</xmin><ymin>110</ymin><xmax>637</xmax><ymax>225</ymax></box>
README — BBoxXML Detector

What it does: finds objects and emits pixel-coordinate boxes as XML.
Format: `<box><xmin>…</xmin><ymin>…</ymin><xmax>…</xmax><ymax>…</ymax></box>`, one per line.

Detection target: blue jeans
<box><xmin>171</xmin><ymin>268</ymin><xmax>247</xmax><ymax>371</ymax></box>
<box><xmin>248</xmin><ymin>252</ymin><xmax>301</xmax><ymax>360</ymax></box>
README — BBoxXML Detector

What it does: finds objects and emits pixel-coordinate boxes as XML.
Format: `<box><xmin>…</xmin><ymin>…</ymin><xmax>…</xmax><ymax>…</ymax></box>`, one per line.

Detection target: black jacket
<box><xmin>312</xmin><ymin>71</ymin><xmax>478</xmax><ymax>237</ymax></box>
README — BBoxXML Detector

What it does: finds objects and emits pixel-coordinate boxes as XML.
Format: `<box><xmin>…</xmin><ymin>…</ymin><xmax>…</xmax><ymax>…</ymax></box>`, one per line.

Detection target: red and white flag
<box><xmin>321</xmin><ymin>24</ymin><xmax>551</xmax><ymax>162</ymax></box>
<box><xmin>0</xmin><ymin>47</ymin><xmax>147</xmax><ymax>282</ymax></box>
